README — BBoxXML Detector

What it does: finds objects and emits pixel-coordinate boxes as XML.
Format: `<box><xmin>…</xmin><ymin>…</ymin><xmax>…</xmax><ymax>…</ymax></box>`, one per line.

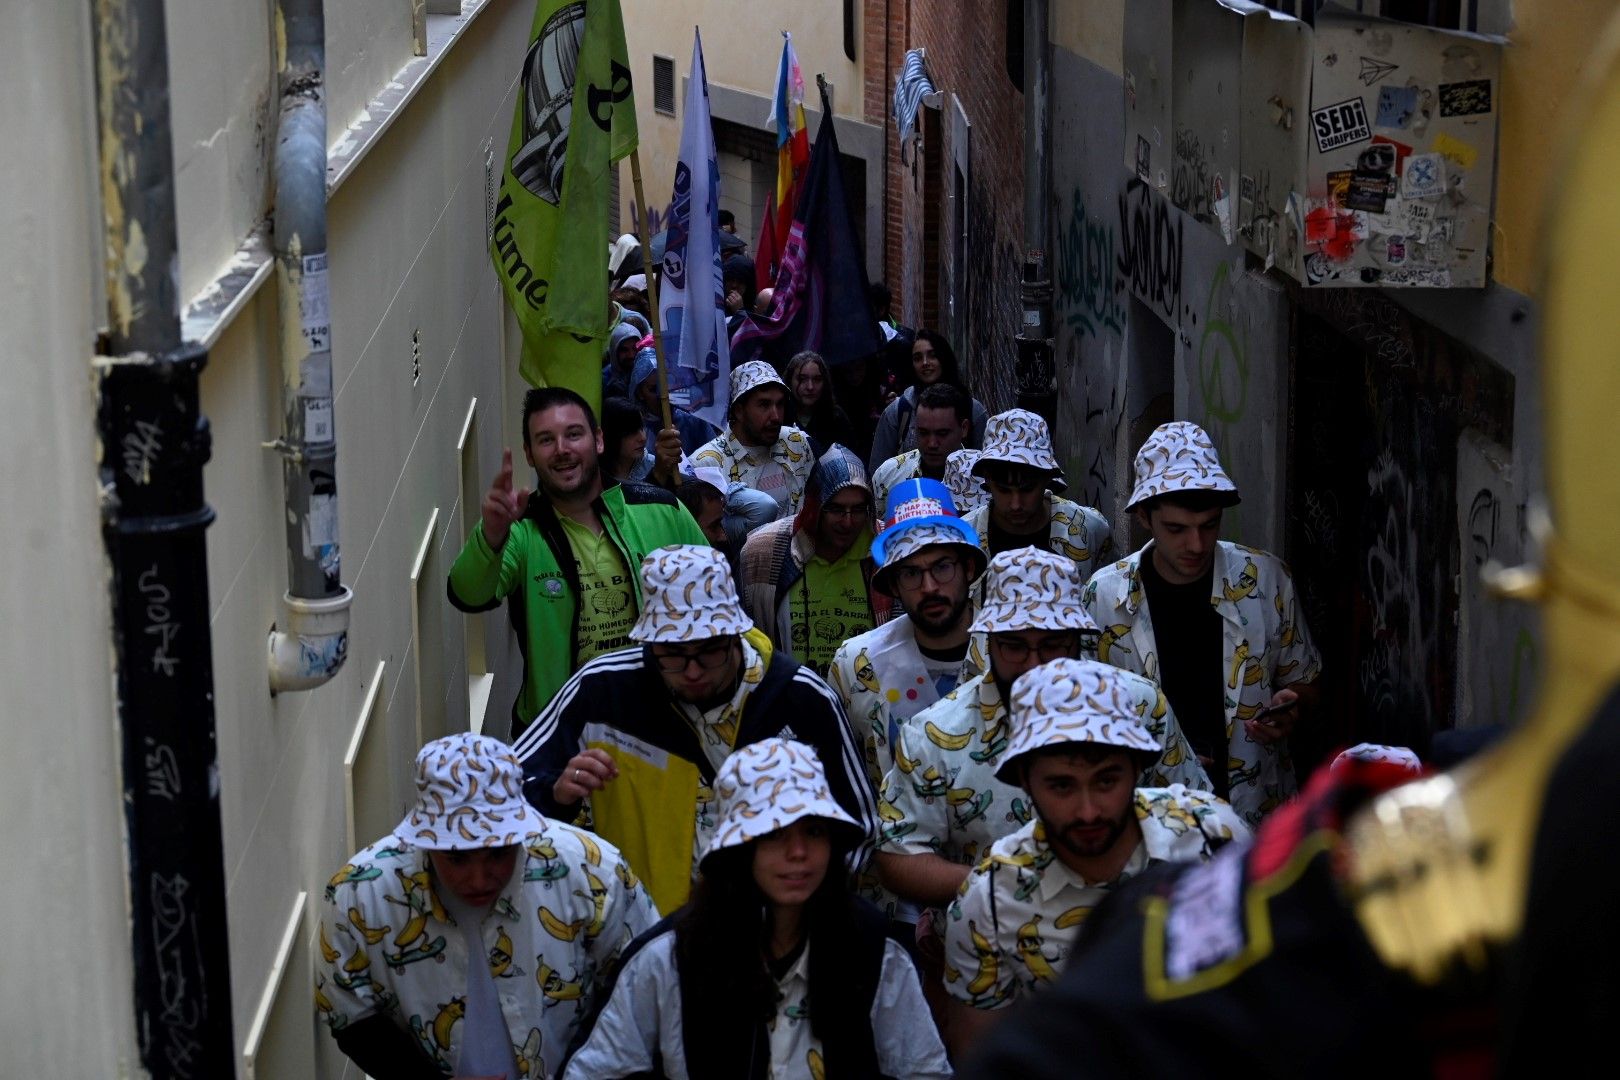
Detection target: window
<box><xmin>1005</xmin><ymin>0</ymin><xmax>1024</xmax><ymax>92</ymax></box>
<box><xmin>653</xmin><ymin>54</ymin><xmax>676</xmax><ymax>116</ymax></box>
<box><xmin>1257</xmin><ymin>0</ymin><xmax>1510</xmax><ymax>32</ymax></box>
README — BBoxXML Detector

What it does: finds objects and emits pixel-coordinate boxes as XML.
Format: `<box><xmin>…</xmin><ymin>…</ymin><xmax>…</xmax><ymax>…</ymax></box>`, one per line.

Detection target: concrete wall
<box><xmin>1049</xmin><ymin>41</ymin><xmax>1288</xmax><ymax>554</ymax></box>
<box><xmin>1043</xmin><ymin>0</ymin><xmax>1614</xmax><ymax>750</ymax></box>
<box><xmin>1</xmin><ymin>0</ymin><xmax>531</xmax><ymax>1074</ymax></box>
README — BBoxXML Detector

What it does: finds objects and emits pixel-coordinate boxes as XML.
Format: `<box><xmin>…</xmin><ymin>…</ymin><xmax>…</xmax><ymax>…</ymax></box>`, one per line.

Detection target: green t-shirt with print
<box><xmin>559</xmin><ymin>515</ymin><xmax>637</xmax><ymax>663</ymax></box>
<box><xmin>788</xmin><ymin>536</ymin><xmax>874</xmax><ymax>672</ymax></box>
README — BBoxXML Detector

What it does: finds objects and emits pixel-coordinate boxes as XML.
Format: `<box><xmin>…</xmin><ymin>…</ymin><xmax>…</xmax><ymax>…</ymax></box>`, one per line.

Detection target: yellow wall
<box><xmin>617</xmin><ymin>0</ymin><xmax>865</xmax><ymax>232</ymax></box>
<box><xmin>1494</xmin><ymin>0</ymin><xmax>1619</xmax><ymax>295</ymax></box>
<box><xmin>1052</xmin><ymin>0</ymin><xmax>1124</xmax><ymax>76</ymax></box>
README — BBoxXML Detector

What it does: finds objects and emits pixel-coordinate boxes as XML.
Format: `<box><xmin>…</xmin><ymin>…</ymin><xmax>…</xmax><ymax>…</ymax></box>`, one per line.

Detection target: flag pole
<box><xmin>628</xmin><ymin>148</ymin><xmax>675</xmax><ymax>430</ymax></box>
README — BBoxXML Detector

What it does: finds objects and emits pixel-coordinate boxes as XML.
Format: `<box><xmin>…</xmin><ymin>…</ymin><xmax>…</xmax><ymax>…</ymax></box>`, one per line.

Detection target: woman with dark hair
<box><xmin>784</xmin><ymin>350</ymin><xmax>856</xmax><ymax>455</ymax></box>
<box><xmin>561</xmin><ymin>738</ymin><xmax>949</xmax><ymax>1080</ymax></box>
<box><xmin>867</xmin><ymin>328</ymin><xmax>988</xmax><ymax>472</ymax></box>
<box><xmin>599</xmin><ymin>396</ymin><xmax>655</xmax><ymax>485</ymax></box>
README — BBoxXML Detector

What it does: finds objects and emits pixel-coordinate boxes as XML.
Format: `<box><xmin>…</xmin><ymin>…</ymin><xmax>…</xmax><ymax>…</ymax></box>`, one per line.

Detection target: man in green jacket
<box><xmin>448</xmin><ymin>387</ymin><xmax>707</xmax><ymax>737</ymax></box>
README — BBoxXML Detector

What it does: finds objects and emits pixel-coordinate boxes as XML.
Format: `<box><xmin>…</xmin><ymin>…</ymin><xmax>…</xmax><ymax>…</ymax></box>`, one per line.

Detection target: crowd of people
<box><xmin>316</xmin><ymin>290</ymin><xmax>1423</xmax><ymax>1077</ymax></box>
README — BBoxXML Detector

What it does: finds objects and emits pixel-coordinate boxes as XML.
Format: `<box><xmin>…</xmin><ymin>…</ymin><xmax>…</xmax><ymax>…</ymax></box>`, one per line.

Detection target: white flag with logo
<box><xmin>657</xmin><ymin>28</ymin><xmax>730</xmax><ymax>427</ymax></box>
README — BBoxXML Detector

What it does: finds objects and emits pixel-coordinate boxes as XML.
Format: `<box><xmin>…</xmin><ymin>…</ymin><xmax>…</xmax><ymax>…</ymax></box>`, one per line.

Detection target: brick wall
<box><xmin>862</xmin><ymin>0</ymin><xmax>1026</xmax><ymax>412</ymax></box>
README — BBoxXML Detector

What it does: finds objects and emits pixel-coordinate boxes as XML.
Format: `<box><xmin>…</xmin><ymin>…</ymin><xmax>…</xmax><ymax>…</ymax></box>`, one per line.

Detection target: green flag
<box><xmin>491</xmin><ymin>0</ymin><xmax>637</xmax><ymax>409</ymax></box>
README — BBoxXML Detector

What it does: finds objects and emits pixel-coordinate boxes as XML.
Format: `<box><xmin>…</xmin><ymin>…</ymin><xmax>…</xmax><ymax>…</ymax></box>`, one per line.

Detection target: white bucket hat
<box><xmin>995</xmin><ymin>658</ymin><xmax>1163</xmax><ymax>783</ymax></box>
<box><xmin>972</xmin><ymin>409</ymin><xmax>1067</xmax><ymax>490</ymax></box>
<box><xmin>943</xmin><ymin>448</ymin><xmax>986</xmax><ymax>515</ymax></box>
<box><xmin>728</xmin><ymin>360</ymin><xmax>787</xmax><ymax>406</ymax></box>
<box><xmin>700</xmin><ymin>738</ymin><xmax>862</xmax><ymax>867</ymax></box>
<box><xmin>971</xmin><ymin>548</ymin><xmax>1099</xmax><ymax>635</ymax></box>
<box><xmin>1126</xmin><ymin>421</ymin><xmax>1240</xmax><ymax>511</ymax></box>
<box><xmin>393</xmin><ymin>734</ymin><xmax>549</xmax><ymax>850</ymax></box>
<box><xmin>1332</xmin><ymin>743</ymin><xmax>1423</xmax><ymax>775</ymax></box>
<box><xmin>629</xmin><ymin>544</ymin><xmax>754</xmax><ymax>643</ymax></box>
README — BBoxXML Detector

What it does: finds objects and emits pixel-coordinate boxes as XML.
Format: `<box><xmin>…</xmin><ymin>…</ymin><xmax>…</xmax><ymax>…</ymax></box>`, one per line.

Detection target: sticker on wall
<box><xmin>1385</xmin><ymin>235</ymin><xmax>1407</xmax><ymax>265</ymax></box>
<box><xmin>1358</xmin><ymin>56</ymin><xmax>1400</xmax><ymax>86</ymax></box>
<box><xmin>1136</xmin><ymin>135</ymin><xmax>1152</xmax><ymax>182</ymax></box>
<box><xmin>1326</xmin><ymin>169</ymin><xmax>1353</xmax><ymax>208</ymax></box>
<box><xmin>1375</xmin><ymin>85</ymin><xmax>1421</xmax><ymax>129</ymax></box>
<box><xmin>1399</xmin><ymin>198</ymin><xmax>1436</xmax><ymax>240</ymax></box>
<box><xmin>1430</xmin><ymin>131</ymin><xmax>1479</xmax><ymax>171</ymax></box>
<box><xmin>1367</xmin><ymin>135</ymin><xmax>1413</xmax><ymax>176</ymax></box>
<box><xmin>1401</xmin><ymin>152</ymin><xmax>1446</xmax><ymax>199</ymax></box>
<box><xmin>1438</xmin><ymin>79</ymin><xmax>1492</xmax><ymax>117</ymax></box>
<box><xmin>1346</xmin><ymin>172</ymin><xmax>1395</xmax><ymax>213</ymax></box>
<box><xmin>1213</xmin><ymin>173</ymin><xmax>1234</xmax><ymax>244</ymax></box>
<box><xmin>1312</xmin><ymin>97</ymin><xmax>1373</xmax><ymax>153</ymax></box>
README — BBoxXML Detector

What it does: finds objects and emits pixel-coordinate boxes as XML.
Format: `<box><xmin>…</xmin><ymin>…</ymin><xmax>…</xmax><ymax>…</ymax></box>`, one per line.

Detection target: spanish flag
<box><xmin>756</xmin><ymin>31</ymin><xmax>809</xmax><ymax>289</ymax></box>
<box><xmin>491</xmin><ymin>0</ymin><xmax>637</xmax><ymax>410</ymax></box>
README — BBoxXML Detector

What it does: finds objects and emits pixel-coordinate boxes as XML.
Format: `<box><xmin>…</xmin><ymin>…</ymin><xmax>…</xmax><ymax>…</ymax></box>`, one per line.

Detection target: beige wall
<box><xmin>2</xmin><ymin>0</ymin><xmax>530</xmax><ymax>1074</ymax></box>
<box><xmin>1052</xmin><ymin>0</ymin><xmax>1124</xmax><ymax>76</ymax></box>
<box><xmin>0</xmin><ymin>2</ymin><xmax>140</xmax><ymax>1074</ymax></box>
<box><xmin>618</xmin><ymin>0</ymin><xmax>866</xmax><ymax>233</ymax></box>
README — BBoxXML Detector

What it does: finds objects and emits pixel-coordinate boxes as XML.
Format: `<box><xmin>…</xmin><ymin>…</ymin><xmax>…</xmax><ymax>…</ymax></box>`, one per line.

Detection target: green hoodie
<box><xmin>447</xmin><ymin>481</ymin><xmax>707</xmax><ymax>735</ymax></box>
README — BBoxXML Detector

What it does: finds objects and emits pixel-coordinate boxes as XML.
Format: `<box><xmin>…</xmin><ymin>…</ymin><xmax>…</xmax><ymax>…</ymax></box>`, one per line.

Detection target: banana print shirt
<box><xmin>963</xmin><ymin>494</ymin><xmax>1116</xmax><ymax>580</ymax></box>
<box><xmin>827</xmin><ymin>615</ymin><xmax>960</xmax><ymax>792</ymax></box>
<box><xmin>1082</xmin><ymin>541</ymin><xmax>1324</xmax><ymax>827</ymax></box>
<box><xmin>943</xmin><ymin>786</ymin><xmax>1249</xmax><ymax>1010</ymax></box>
<box><xmin>878</xmin><ymin>670</ymin><xmax>1212</xmax><ymax>869</ymax></box>
<box><xmin>691</xmin><ymin>426</ymin><xmax>816</xmax><ymax>517</ymax></box>
<box><xmin>562</xmin><ymin>929</ymin><xmax>952</xmax><ymax>1080</ymax></box>
<box><xmin>870</xmin><ymin>449</ymin><xmax>925</xmax><ymax>512</ymax></box>
<box><xmin>317</xmin><ymin>827</ymin><xmax>657</xmax><ymax>1078</ymax></box>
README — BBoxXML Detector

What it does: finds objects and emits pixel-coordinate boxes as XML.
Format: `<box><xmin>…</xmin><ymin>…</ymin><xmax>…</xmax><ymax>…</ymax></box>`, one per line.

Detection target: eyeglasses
<box><xmin>990</xmin><ymin>633</ymin><xmax>1082</xmax><ymax>664</ymax></box>
<box><xmin>892</xmin><ymin>556</ymin><xmax>959</xmax><ymax>590</ymax></box>
<box><xmin>821</xmin><ymin>503</ymin><xmax>871</xmax><ymax>520</ymax></box>
<box><xmin>651</xmin><ymin>640</ymin><xmax>734</xmax><ymax>673</ymax></box>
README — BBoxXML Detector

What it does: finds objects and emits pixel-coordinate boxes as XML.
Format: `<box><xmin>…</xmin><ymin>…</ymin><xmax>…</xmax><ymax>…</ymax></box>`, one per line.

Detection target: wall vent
<box><xmin>653</xmin><ymin>55</ymin><xmax>676</xmax><ymax>116</ymax></box>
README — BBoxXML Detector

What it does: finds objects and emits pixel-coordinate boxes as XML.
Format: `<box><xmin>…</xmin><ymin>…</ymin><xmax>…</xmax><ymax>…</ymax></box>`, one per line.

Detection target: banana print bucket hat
<box><xmin>393</xmin><ymin>733</ymin><xmax>550</xmax><ymax>850</ymax></box>
<box><xmin>995</xmin><ymin>658</ymin><xmax>1163</xmax><ymax>784</ymax></box>
<box><xmin>943</xmin><ymin>448</ymin><xmax>987</xmax><ymax>515</ymax></box>
<box><xmin>700</xmin><ymin>738</ymin><xmax>862</xmax><ymax>867</ymax></box>
<box><xmin>971</xmin><ymin>547</ymin><xmax>1099</xmax><ymax>635</ymax></box>
<box><xmin>728</xmin><ymin>359</ymin><xmax>788</xmax><ymax>405</ymax></box>
<box><xmin>1125</xmin><ymin>420</ymin><xmax>1240</xmax><ymax>511</ymax></box>
<box><xmin>971</xmin><ymin>409</ymin><xmax>1068</xmax><ymax>491</ymax></box>
<box><xmin>629</xmin><ymin>544</ymin><xmax>755</xmax><ymax>643</ymax></box>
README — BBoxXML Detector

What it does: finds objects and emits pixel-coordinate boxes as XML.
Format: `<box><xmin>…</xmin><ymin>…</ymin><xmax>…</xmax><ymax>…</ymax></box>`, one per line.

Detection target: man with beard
<box><xmin>826</xmin><ymin>479</ymin><xmax>988</xmax><ymax>791</ymax></box>
<box><xmin>691</xmin><ymin>360</ymin><xmax>816</xmax><ymax>520</ymax></box>
<box><xmin>876</xmin><ymin>549</ymin><xmax>1209</xmax><ymax>909</ymax></box>
<box><xmin>941</xmin><ymin>658</ymin><xmax>1247</xmax><ymax>1057</ymax></box>
<box><xmin>511</xmin><ymin>544</ymin><xmax>878</xmax><ymax>916</ymax></box>
<box><xmin>448</xmin><ymin>387</ymin><xmax>708</xmax><ymax>738</ymax></box>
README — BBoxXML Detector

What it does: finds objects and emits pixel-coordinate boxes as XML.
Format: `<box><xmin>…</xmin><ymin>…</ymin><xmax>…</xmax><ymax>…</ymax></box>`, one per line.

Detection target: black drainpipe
<box><xmin>1014</xmin><ymin>0</ymin><xmax>1056</xmax><ymax>421</ymax></box>
<box><xmin>91</xmin><ymin>0</ymin><xmax>237</xmax><ymax>1075</ymax></box>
